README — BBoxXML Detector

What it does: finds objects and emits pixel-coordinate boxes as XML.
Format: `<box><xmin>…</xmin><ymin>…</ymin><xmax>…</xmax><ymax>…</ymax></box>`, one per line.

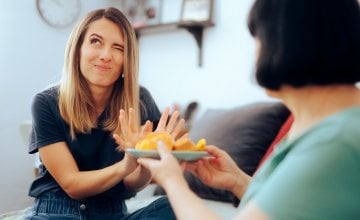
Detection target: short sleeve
<box><xmin>254</xmin><ymin>140</ymin><xmax>360</xmax><ymax>220</ymax></box>
<box><xmin>29</xmin><ymin>91</ymin><xmax>66</xmax><ymax>154</ymax></box>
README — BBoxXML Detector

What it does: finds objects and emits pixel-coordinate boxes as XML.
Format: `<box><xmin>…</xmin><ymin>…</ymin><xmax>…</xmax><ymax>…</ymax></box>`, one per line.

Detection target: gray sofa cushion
<box><xmin>154</xmin><ymin>102</ymin><xmax>290</xmax><ymax>203</ymax></box>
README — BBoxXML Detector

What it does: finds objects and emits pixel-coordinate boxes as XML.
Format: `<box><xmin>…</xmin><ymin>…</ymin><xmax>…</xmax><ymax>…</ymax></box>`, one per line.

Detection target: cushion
<box><xmin>154</xmin><ymin>102</ymin><xmax>290</xmax><ymax>204</ymax></box>
<box><xmin>257</xmin><ymin>114</ymin><xmax>294</xmax><ymax>169</ymax></box>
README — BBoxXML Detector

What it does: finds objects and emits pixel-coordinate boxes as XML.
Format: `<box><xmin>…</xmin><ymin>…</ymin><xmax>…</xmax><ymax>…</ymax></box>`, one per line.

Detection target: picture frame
<box><xmin>181</xmin><ymin>0</ymin><xmax>213</xmax><ymax>22</ymax></box>
<box><xmin>125</xmin><ymin>0</ymin><xmax>163</xmax><ymax>28</ymax></box>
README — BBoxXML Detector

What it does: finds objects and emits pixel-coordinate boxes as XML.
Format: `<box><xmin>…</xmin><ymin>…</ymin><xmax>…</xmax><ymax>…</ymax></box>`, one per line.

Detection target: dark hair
<box><xmin>248</xmin><ymin>0</ymin><xmax>360</xmax><ymax>90</ymax></box>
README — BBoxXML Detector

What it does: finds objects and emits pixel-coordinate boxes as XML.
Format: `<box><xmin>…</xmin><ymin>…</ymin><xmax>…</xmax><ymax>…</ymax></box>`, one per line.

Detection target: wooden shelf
<box><xmin>134</xmin><ymin>21</ymin><xmax>215</xmax><ymax>67</ymax></box>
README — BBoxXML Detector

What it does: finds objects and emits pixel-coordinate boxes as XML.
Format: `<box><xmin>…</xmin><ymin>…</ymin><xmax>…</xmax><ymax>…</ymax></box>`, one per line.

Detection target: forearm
<box><xmin>62</xmin><ymin>160</ymin><xmax>128</xmax><ymax>200</ymax></box>
<box><xmin>163</xmin><ymin>176</ymin><xmax>221</xmax><ymax>220</ymax></box>
<box><xmin>124</xmin><ymin>165</ymin><xmax>152</xmax><ymax>192</ymax></box>
<box><xmin>230</xmin><ymin>169</ymin><xmax>252</xmax><ymax>199</ymax></box>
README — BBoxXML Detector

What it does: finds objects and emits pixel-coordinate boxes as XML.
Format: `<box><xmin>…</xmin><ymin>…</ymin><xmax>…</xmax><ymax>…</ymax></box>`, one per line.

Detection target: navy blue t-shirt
<box><xmin>28</xmin><ymin>86</ymin><xmax>161</xmax><ymax>200</ymax></box>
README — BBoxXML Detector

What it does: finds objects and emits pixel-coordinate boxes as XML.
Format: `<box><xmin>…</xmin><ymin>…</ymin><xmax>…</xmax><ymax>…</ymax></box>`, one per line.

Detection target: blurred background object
<box><xmin>171</xmin><ymin>101</ymin><xmax>199</xmax><ymax>139</ymax></box>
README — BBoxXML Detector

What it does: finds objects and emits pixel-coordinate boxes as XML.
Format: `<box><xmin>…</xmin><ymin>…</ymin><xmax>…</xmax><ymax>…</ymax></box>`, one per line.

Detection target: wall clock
<box><xmin>36</xmin><ymin>0</ymin><xmax>81</xmax><ymax>28</ymax></box>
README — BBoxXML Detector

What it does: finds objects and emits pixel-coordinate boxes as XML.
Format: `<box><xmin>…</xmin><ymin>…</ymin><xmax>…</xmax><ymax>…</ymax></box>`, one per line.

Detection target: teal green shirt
<box><xmin>240</xmin><ymin>107</ymin><xmax>360</xmax><ymax>220</ymax></box>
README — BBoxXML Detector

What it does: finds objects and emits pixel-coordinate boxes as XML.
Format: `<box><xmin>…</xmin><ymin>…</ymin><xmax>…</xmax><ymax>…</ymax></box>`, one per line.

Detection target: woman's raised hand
<box><xmin>155</xmin><ymin>106</ymin><xmax>186</xmax><ymax>140</ymax></box>
<box><xmin>113</xmin><ymin>108</ymin><xmax>152</xmax><ymax>151</ymax></box>
<box><xmin>113</xmin><ymin>107</ymin><xmax>186</xmax><ymax>151</ymax></box>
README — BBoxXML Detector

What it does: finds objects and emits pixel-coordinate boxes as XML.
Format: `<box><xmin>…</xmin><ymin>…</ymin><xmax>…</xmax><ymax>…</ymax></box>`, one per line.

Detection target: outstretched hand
<box><xmin>137</xmin><ymin>142</ymin><xmax>185</xmax><ymax>187</ymax></box>
<box><xmin>183</xmin><ymin>145</ymin><xmax>251</xmax><ymax>196</ymax></box>
<box><xmin>113</xmin><ymin>108</ymin><xmax>152</xmax><ymax>151</ymax></box>
<box><xmin>113</xmin><ymin>107</ymin><xmax>186</xmax><ymax>151</ymax></box>
<box><xmin>154</xmin><ymin>106</ymin><xmax>186</xmax><ymax>139</ymax></box>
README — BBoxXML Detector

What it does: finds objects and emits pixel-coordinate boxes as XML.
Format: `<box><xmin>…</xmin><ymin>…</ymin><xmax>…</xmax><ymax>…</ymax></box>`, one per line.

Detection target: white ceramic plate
<box><xmin>126</xmin><ymin>149</ymin><xmax>210</xmax><ymax>162</ymax></box>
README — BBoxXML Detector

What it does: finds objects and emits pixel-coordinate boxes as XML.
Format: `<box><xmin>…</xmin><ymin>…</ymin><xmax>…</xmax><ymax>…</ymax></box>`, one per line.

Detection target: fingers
<box><xmin>171</xmin><ymin>118</ymin><xmax>185</xmax><ymax>138</ymax></box>
<box><xmin>119</xmin><ymin>108</ymin><xmax>138</xmax><ymax>134</ymax></box>
<box><xmin>137</xmin><ymin>142</ymin><xmax>170</xmax><ymax>171</ymax></box>
<box><xmin>137</xmin><ymin>142</ymin><xmax>171</xmax><ymax>169</ymax></box>
<box><xmin>155</xmin><ymin>107</ymin><xmax>187</xmax><ymax>139</ymax></box>
<box><xmin>113</xmin><ymin>134</ymin><xmax>127</xmax><ymax>151</ymax></box>
<box><xmin>202</xmin><ymin>158</ymin><xmax>214</xmax><ymax>171</ymax></box>
<box><xmin>137</xmin><ymin>157</ymin><xmax>155</xmax><ymax>170</ymax></box>
<box><xmin>140</xmin><ymin>120</ymin><xmax>153</xmax><ymax>136</ymax></box>
<box><xmin>128</xmin><ymin>108</ymin><xmax>138</xmax><ymax>133</ymax></box>
<box><xmin>156</xmin><ymin>141</ymin><xmax>171</xmax><ymax>158</ymax></box>
<box><xmin>205</xmin><ymin>145</ymin><xmax>225</xmax><ymax>158</ymax></box>
<box><xmin>119</xmin><ymin>109</ymin><xmax>129</xmax><ymax>138</ymax></box>
<box><xmin>185</xmin><ymin>160</ymin><xmax>202</xmax><ymax>177</ymax></box>
<box><xmin>177</xmin><ymin>132</ymin><xmax>189</xmax><ymax>140</ymax></box>
<box><xmin>165</xmin><ymin>111</ymin><xmax>179</xmax><ymax>133</ymax></box>
<box><xmin>183</xmin><ymin>161</ymin><xmax>197</xmax><ymax>173</ymax></box>
<box><xmin>179</xmin><ymin>162</ymin><xmax>187</xmax><ymax>170</ymax></box>
<box><xmin>156</xmin><ymin>106</ymin><xmax>170</xmax><ymax>132</ymax></box>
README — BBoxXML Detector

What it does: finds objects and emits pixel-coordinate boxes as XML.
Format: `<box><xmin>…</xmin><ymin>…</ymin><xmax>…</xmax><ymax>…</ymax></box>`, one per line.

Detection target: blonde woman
<box><xmin>26</xmin><ymin>8</ymin><xmax>176</xmax><ymax>220</ymax></box>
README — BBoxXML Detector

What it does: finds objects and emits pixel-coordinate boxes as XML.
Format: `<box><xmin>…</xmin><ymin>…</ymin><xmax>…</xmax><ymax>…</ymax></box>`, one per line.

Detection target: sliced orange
<box><xmin>135</xmin><ymin>132</ymin><xmax>174</xmax><ymax>150</ymax></box>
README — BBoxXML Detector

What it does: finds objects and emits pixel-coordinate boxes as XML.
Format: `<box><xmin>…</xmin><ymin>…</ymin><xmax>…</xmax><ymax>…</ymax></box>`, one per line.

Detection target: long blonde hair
<box><xmin>59</xmin><ymin>7</ymin><xmax>140</xmax><ymax>140</ymax></box>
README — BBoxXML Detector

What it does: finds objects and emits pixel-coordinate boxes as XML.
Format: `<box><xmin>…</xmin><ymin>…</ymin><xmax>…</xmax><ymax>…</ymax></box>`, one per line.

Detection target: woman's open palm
<box><xmin>113</xmin><ymin>107</ymin><xmax>186</xmax><ymax>151</ymax></box>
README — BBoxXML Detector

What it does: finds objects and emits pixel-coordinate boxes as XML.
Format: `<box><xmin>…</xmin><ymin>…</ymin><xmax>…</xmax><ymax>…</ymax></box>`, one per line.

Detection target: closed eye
<box><xmin>113</xmin><ymin>44</ymin><xmax>124</xmax><ymax>52</ymax></box>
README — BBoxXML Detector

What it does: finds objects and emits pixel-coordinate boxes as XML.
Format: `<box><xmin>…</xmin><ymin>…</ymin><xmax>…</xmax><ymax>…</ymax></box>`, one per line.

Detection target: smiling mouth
<box><xmin>95</xmin><ymin>65</ymin><xmax>111</xmax><ymax>71</ymax></box>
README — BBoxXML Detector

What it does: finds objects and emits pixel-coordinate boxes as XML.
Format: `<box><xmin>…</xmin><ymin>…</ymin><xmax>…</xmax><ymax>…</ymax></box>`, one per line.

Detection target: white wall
<box><xmin>139</xmin><ymin>0</ymin><xmax>269</xmax><ymax>114</ymax></box>
<box><xmin>0</xmin><ymin>0</ymin><xmax>270</xmax><ymax>213</ymax></box>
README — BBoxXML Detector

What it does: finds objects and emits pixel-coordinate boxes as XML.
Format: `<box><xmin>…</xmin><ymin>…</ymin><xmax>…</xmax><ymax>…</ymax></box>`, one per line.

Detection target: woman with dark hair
<box><xmin>26</xmin><ymin>7</ymin><xmax>178</xmax><ymax>219</ymax></box>
<box><xmin>133</xmin><ymin>0</ymin><xmax>360</xmax><ymax>219</ymax></box>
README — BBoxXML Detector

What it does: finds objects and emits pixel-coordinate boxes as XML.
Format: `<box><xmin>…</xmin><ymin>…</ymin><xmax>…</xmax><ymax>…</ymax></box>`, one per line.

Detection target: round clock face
<box><xmin>36</xmin><ymin>0</ymin><xmax>81</xmax><ymax>28</ymax></box>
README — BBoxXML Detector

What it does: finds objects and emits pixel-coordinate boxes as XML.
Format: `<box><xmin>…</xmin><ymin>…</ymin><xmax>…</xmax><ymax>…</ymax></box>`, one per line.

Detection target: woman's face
<box><xmin>80</xmin><ymin>18</ymin><xmax>125</xmax><ymax>92</ymax></box>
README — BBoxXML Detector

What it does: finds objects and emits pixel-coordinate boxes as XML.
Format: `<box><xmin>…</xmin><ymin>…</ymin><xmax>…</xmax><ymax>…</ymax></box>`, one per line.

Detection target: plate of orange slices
<box><xmin>126</xmin><ymin>132</ymin><xmax>209</xmax><ymax>161</ymax></box>
<box><xmin>126</xmin><ymin>149</ymin><xmax>209</xmax><ymax>161</ymax></box>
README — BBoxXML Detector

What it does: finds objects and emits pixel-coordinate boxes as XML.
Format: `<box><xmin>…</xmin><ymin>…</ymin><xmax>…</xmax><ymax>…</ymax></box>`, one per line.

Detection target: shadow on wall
<box><xmin>20</xmin><ymin>121</ymin><xmax>40</xmax><ymax>177</ymax></box>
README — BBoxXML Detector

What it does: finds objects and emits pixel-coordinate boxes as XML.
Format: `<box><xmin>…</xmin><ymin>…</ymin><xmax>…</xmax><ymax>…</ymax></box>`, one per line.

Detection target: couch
<box><xmin>132</xmin><ymin>101</ymin><xmax>290</xmax><ymax>218</ymax></box>
<box><xmin>1</xmin><ymin>101</ymin><xmax>290</xmax><ymax>219</ymax></box>
<box><xmin>154</xmin><ymin>101</ymin><xmax>291</xmax><ymax>206</ymax></box>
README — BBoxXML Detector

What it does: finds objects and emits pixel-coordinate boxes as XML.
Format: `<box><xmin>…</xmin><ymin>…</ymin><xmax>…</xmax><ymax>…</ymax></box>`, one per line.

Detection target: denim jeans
<box><xmin>26</xmin><ymin>191</ymin><xmax>176</xmax><ymax>220</ymax></box>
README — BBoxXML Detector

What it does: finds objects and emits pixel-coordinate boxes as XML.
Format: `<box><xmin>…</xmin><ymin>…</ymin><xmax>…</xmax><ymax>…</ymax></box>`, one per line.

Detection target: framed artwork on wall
<box><xmin>181</xmin><ymin>0</ymin><xmax>213</xmax><ymax>22</ymax></box>
<box><xmin>125</xmin><ymin>0</ymin><xmax>163</xmax><ymax>28</ymax></box>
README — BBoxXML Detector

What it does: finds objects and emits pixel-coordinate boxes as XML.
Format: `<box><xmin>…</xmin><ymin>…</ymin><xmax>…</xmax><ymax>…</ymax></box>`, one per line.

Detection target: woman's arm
<box><xmin>138</xmin><ymin>143</ymin><xmax>221</xmax><ymax>220</ymax></box>
<box><xmin>39</xmin><ymin>142</ymin><xmax>137</xmax><ymax>200</ymax></box>
<box><xmin>114</xmin><ymin>107</ymin><xmax>185</xmax><ymax>192</ymax></box>
<box><xmin>184</xmin><ymin>145</ymin><xmax>251</xmax><ymax>199</ymax></box>
<box><xmin>138</xmin><ymin>143</ymin><xmax>269</xmax><ymax>220</ymax></box>
<box><xmin>123</xmin><ymin>164</ymin><xmax>152</xmax><ymax>192</ymax></box>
